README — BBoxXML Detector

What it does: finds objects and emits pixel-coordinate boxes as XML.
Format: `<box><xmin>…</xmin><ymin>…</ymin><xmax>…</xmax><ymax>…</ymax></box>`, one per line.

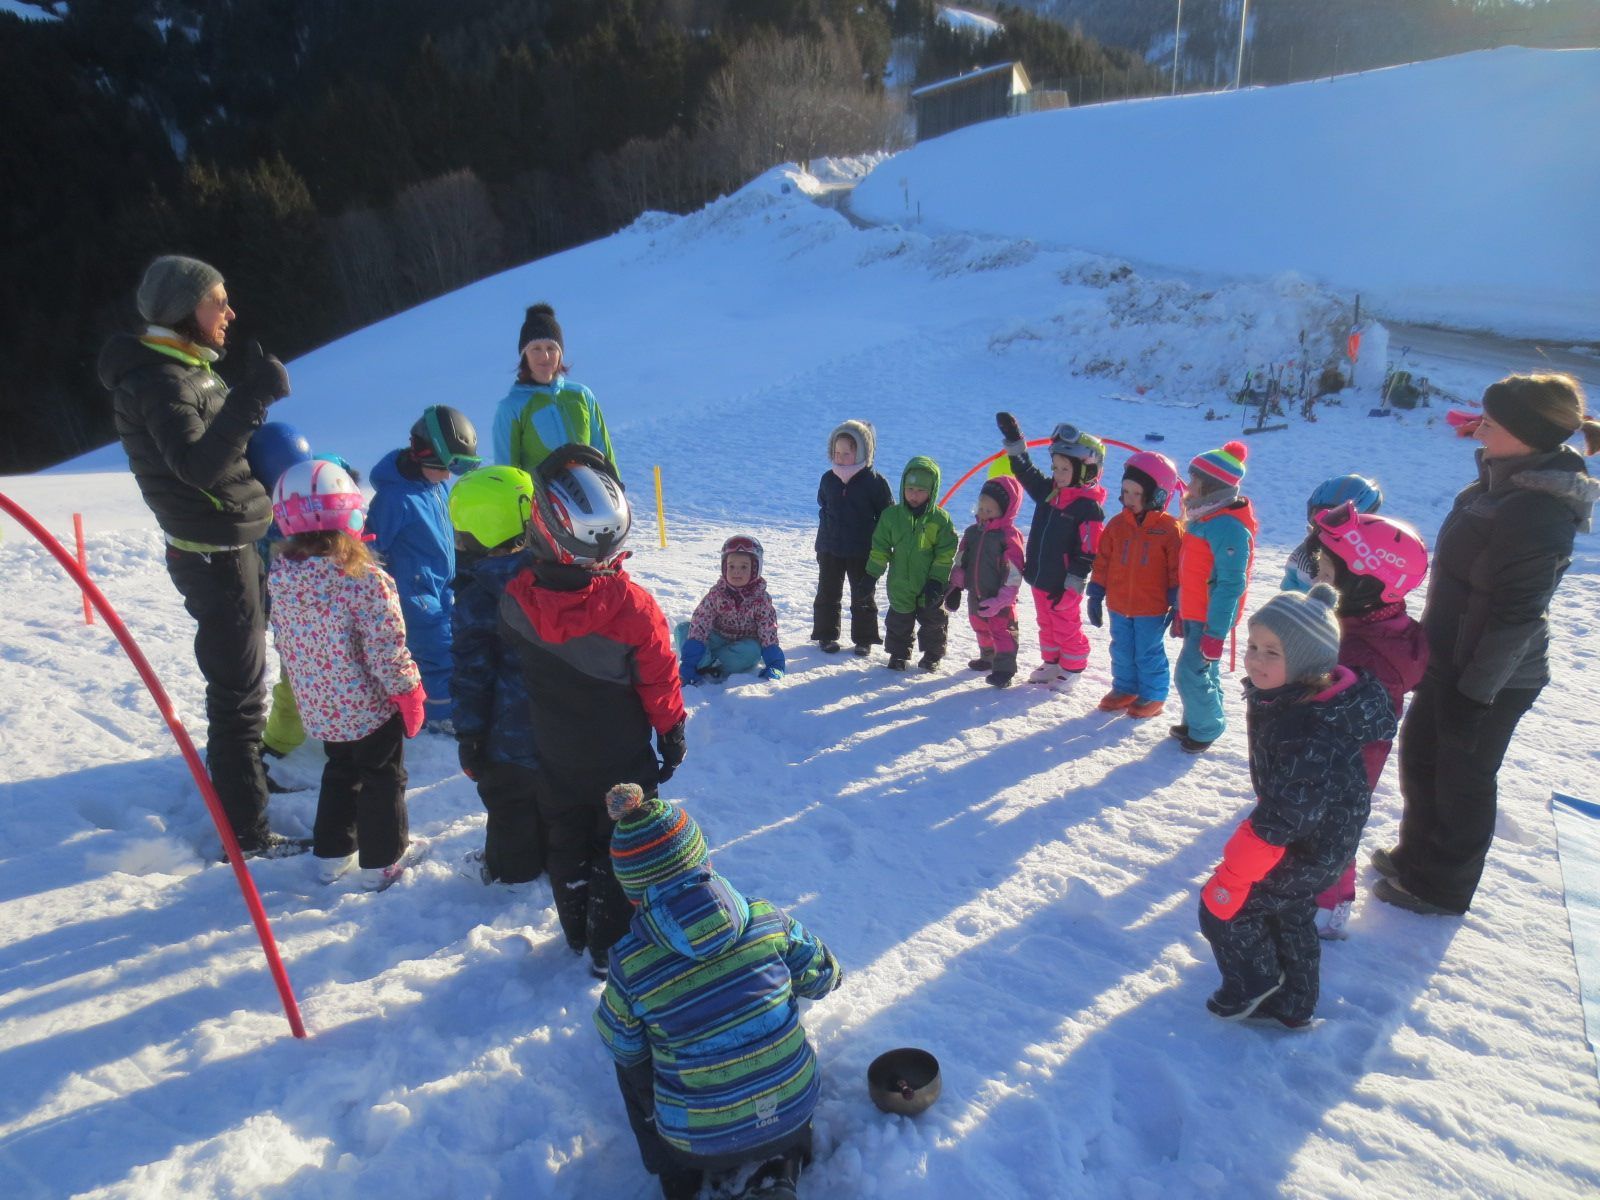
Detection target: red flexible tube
<box><xmin>0</xmin><ymin>492</ymin><xmax>307</xmax><ymax>1039</ymax></box>
<box><xmin>938</xmin><ymin>436</ymin><xmax>1143</xmax><ymax>508</ymax></box>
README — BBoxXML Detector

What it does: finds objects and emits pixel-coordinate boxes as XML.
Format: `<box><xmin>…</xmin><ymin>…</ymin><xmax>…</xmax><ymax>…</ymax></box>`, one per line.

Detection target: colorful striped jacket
<box><xmin>594</xmin><ymin>870</ymin><xmax>842</xmax><ymax>1160</ymax></box>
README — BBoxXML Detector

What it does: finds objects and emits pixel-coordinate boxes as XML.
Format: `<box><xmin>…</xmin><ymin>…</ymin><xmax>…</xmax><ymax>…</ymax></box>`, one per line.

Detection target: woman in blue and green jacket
<box><xmin>595</xmin><ymin>785</ymin><xmax>843</xmax><ymax>1200</ymax></box>
<box><xmin>491</xmin><ymin>303</ymin><xmax>615</xmax><ymax>475</ymax></box>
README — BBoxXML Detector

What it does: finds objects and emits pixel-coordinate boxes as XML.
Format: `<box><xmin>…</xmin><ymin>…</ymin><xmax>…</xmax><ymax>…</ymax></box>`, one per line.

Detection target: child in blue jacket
<box><xmin>369</xmin><ymin>405</ymin><xmax>481</xmax><ymax>729</ymax></box>
<box><xmin>448</xmin><ymin>465</ymin><xmax>545</xmax><ymax>884</ymax></box>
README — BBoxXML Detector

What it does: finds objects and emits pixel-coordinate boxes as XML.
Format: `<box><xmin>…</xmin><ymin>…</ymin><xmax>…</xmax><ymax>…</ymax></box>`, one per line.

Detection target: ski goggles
<box><xmin>1049</xmin><ymin>423</ymin><xmax>1104</xmax><ymax>460</ymax></box>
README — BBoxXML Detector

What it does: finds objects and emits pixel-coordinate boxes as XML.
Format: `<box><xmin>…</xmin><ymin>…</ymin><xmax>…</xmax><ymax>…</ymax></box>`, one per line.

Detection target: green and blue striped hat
<box><xmin>607</xmin><ymin>783</ymin><xmax>709</xmax><ymax>901</ymax></box>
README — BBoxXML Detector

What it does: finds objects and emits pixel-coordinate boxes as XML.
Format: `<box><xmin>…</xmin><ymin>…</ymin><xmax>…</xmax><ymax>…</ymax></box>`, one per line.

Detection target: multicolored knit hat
<box><xmin>1190</xmin><ymin>440</ymin><xmax>1249</xmax><ymax>489</ymax></box>
<box><xmin>607</xmin><ymin>783</ymin><xmax>709</xmax><ymax>901</ymax></box>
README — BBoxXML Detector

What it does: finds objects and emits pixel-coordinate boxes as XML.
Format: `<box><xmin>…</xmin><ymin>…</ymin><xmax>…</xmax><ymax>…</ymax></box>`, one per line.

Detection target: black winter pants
<box><xmin>1199</xmin><ymin>889</ymin><xmax>1322</xmax><ymax>1022</ymax></box>
<box><xmin>476</xmin><ymin>761</ymin><xmax>546</xmax><ymax>884</ymax></box>
<box><xmin>316</xmin><ymin>714</ymin><xmax>409</xmax><ymax>869</ymax></box>
<box><xmin>884</xmin><ymin>601</ymin><xmax>949</xmax><ymax>662</ymax></box>
<box><xmin>165</xmin><ymin>543</ymin><xmax>270</xmax><ymax>847</ymax></box>
<box><xmin>537</xmin><ymin>779</ymin><xmax>632</xmax><ymax>961</ymax></box>
<box><xmin>1395</xmin><ymin>672</ymin><xmax>1541</xmax><ymax>912</ymax></box>
<box><xmin>811</xmin><ymin>552</ymin><xmax>881</xmax><ymax>647</ymax></box>
<box><xmin>614</xmin><ymin>1062</ymin><xmax>812</xmax><ymax>1200</ymax></box>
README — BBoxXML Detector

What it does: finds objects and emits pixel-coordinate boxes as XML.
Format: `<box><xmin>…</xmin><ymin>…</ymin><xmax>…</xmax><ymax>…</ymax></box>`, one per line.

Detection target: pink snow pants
<box><xmin>969</xmin><ymin>607</ymin><xmax>1019</xmax><ymax>654</ymax></box>
<box><xmin>1031</xmin><ymin>586</ymin><xmax>1089</xmax><ymax>672</ymax></box>
<box><xmin>1315</xmin><ymin>861</ymin><xmax>1357</xmax><ymax>911</ymax></box>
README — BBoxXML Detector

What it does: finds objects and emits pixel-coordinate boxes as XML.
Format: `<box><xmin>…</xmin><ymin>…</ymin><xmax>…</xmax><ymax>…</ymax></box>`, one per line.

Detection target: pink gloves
<box><xmin>978</xmin><ymin>585</ymin><xmax>1019</xmax><ymax>619</ymax></box>
<box><xmin>1201</xmin><ymin>819</ymin><xmax>1287</xmax><ymax>920</ymax></box>
<box><xmin>391</xmin><ymin>685</ymin><xmax>428</xmax><ymax>739</ymax></box>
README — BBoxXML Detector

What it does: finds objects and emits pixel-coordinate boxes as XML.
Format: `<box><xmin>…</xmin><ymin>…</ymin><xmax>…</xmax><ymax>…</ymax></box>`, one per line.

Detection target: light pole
<box><xmin>1235</xmin><ymin>0</ymin><xmax>1251</xmax><ymax>90</ymax></box>
<box><xmin>1171</xmin><ymin>0</ymin><xmax>1184</xmax><ymax>95</ymax></box>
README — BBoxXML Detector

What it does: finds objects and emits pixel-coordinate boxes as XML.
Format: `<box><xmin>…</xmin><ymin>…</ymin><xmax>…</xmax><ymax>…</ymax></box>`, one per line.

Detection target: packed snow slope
<box><xmin>4</xmin><ymin>81</ymin><xmax>1599</xmax><ymax>1200</ymax></box>
<box><xmin>855</xmin><ymin>47</ymin><xmax>1600</xmax><ymax>341</ymax></box>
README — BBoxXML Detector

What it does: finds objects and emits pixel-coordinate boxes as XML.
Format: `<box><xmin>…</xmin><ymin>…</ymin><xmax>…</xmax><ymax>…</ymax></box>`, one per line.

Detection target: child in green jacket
<box><xmin>866</xmin><ymin>456</ymin><xmax>959</xmax><ymax>671</ymax></box>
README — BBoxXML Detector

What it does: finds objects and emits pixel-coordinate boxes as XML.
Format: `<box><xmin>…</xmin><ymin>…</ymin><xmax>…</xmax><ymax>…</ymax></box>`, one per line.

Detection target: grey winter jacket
<box><xmin>1423</xmin><ymin>445</ymin><xmax>1599</xmax><ymax>703</ymax></box>
<box><xmin>99</xmin><ymin>333</ymin><xmax>271</xmax><ymax>545</ymax></box>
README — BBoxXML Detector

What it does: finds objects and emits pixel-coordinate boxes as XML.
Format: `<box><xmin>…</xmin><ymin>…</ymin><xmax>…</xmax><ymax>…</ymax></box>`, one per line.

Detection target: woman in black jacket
<box><xmin>98</xmin><ymin>255</ymin><xmax>293</xmax><ymax>856</ymax></box>
<box><xmin>1376</xmin><ymin>374</ymin><xmax>1600</xmax><ymax>915</ymax></box>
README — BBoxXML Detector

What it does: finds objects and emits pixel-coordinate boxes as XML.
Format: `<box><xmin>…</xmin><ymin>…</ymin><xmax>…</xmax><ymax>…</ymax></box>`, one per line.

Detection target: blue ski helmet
<box><xmin>1307</xmin><ymin>474</ymin><xmax>1383</xmax><ymax>520</ymax></box>
<box><xmin>247</xmin><ymin>422</ymin><xmax>312</xmax><ymax>491</ymax></box>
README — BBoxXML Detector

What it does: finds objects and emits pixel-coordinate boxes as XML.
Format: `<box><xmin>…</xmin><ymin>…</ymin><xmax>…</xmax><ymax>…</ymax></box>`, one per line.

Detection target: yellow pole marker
<box><xmin>654</xmin><ymin>465</ymin><xmax>667</xmax><ymax>548</ymax></box>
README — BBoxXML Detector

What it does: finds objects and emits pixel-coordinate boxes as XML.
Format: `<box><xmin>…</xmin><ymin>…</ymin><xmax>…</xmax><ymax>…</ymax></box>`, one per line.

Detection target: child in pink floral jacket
<box><xmin>268</xmin><ymin>460</ymin><xmax>425</xmax><ymax>890</ymax></box>
<box><xmin>676</xmin><ymin>535</ymin><xmax>785</xmax><ymax>684</ymax></box>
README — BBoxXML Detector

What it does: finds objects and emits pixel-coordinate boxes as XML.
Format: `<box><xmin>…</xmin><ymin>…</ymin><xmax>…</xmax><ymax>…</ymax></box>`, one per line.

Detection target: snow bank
<box><xmin>854</xmin><ymin>48</ymin><xmax>1600</xmax><ymax>340</ymax></box>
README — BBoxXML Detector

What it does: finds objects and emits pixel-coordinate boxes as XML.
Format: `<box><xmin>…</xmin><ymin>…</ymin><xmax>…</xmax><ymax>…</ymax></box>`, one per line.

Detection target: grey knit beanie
<box><xmin>1249</xmin><ymin>583</ymin><xmax>1342</xmax><ymax>683</ymax></box>
<box><xmin>137</xmin><ymin>255</ymin><xmax>224</xmax><ymax>326</ymax></box>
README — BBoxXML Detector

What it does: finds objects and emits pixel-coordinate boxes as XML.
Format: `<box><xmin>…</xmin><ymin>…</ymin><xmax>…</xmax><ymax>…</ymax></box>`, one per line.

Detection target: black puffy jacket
<box><xmin>1423</xmin><ymin>446</ymin><xmax>1599</xmax><ymax>703</ymax></box>
<box><xmin>98</xmin><ymin>334</ymin><xmax>271</xmax><ymax>545</ymax></box>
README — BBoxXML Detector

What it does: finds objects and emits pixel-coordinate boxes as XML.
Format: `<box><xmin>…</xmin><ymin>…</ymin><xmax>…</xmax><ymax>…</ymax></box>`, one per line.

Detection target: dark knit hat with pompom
<box><xmin>518</xmin><ymin>303</ymin><xmax>563</xmax><ymax>354</ymax></box>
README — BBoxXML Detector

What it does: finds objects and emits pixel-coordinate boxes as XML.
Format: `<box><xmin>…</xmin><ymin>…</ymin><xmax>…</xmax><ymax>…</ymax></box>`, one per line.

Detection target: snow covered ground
<box><xmin>854</xmin><ymin>47</ymin><xmax>1600</xmax><ymax>342</ymax></box>
<box><xmin>4</xmin><ymin>51</ymin><xmax>1599</xmax><ymax>1200</ymax></box>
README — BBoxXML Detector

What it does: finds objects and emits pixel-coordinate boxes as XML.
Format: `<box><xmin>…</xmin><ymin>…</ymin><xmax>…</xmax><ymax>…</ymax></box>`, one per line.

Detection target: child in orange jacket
<box><xmin>1086</xmin><ymin>452</ymin><xmax>1184</xmax><ymax>718</ymax></box>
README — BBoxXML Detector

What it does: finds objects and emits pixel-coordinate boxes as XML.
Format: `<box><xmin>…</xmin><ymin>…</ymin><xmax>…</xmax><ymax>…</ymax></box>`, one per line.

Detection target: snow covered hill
<box><xmin>2</xmin><ymin>52</ymin><xmax>1598</xmax><ymax>1200</ymax></box>
<box><xmin>854</xmin><ymin>47</ymin><xmax>1600</xmax><ymax>341</ymax></box>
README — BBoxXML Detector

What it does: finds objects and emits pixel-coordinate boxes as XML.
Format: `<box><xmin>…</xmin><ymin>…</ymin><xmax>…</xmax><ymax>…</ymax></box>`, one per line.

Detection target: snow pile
<box><xmin>939</xmin><ymin>6</ymin><xmax>1002</xmax><ymax>37</ymax></box>
<box><xmin>854</xmin><ymin>48</ymin><xmax>1600</xmax><ymax>340</ymax></box>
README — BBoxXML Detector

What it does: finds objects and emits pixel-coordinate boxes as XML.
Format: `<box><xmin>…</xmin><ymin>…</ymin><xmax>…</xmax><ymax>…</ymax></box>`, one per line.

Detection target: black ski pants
<box><xmin>476</xmin><ymin>761</ymin><xmax>546</xmax><ymax>884</ymax></box>
<box><xmin>316</xmin><ymin>714</ymin><xmax>409</xmax><ymax>869</ymax></box>
<box><xmin>1199</xmin><ymin>888</ymin><xmax>1321</xmax><ymax>1022</ymax></box>
<box><xmin>165</xmin><ymin>542</ymin><xmax>271</xmax><ymax>848</ymax></box>
<box><xmin>1395</xmin><ymin>671</ymin><xmax>1541</xmax><ymax>913</ymax></box>
<box><xmin>811</xmin><ymin>552</ymin><xmax>881</xmax><ymax>647</ymax></box>
<box><xmin>537</xmin><ymin>776</ymin><xmax>632</xmax><ymax>961</ymax></box>
<box><xmin>884</xmin><ymin>600</ymin><xmax>948</xmax><ymax>662</ymax></box>
<box><xmin>614</xmin><ymin>1062</ymin><xmax>811</xmax><ymax>1200</ymax></box>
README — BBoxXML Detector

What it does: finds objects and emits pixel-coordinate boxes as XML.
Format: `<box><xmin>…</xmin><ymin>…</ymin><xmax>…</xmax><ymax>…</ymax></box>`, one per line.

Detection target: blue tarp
<box><xmin>1552</xmin><ymin>791</ymin><xmax>1600</xmax><ymax>1084</ymax></box>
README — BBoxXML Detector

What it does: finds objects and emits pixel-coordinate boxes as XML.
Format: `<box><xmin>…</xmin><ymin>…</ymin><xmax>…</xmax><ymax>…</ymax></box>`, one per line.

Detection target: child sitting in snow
<box><xmin>812</xmin><ymin>420</ymin><xmax>894</xmax><ymax>656</ymax></box>
<box><xmin>1086</xmin><ymin>451</ymin><xmax>1184</xmax><ymax>719</ymax></box>
<box><xmin>1306</xmin><ymin>501</ymin><xmax>1429</xmax><ymax>938</ymax></box>
<box><xmin>866</xmin><ymin>456</ymin><xmax>959</xmax><ymax>671</ymax></box>
<box><xmin>268</xmin><ymin>460</ymin><xmax>426</xmax><ymax>890</ymax></box>
<box><xmin>1198</xmin><ymin>584</ymin><xmax>1396</xmax><ymax>1028</ymax></box>
<box><xmin>945</xmin><ymin>476</ymin><xmax>1026</xmax><ymax>687</ymax></box>
<box><xmin>1280</xmin><ymin>474</ymin><xmax>1385</xmax><ymax>593</ymax></box>
<box><xmin>677</xmin><ymin>535</ymin><xmax>785</xmax><ymax>684</ymax></box>
<box><xmin>596</xmin><ymin>783</ymin><xmax>843</xmax><ymax>1200</ymax></box>
<box><xmin>996</xmin><ymin>412</ymin><xmax>1107</xmax><ymax>693</ymax></box>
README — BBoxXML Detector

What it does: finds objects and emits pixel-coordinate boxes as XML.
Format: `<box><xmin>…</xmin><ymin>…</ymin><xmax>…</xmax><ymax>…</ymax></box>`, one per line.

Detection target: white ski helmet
<box><xmin>527</xmin><ymin>444</ymin><xmax>631</xmax><ymax>566</ymax></box>
<box><xmin>273</xmin><ymin>459</ymin><xmax>366</xmax><ymax>536</ymax></box>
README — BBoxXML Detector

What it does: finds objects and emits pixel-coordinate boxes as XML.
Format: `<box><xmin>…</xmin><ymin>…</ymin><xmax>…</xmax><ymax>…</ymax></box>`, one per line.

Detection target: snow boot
<box><xmin>1097</xmin><ymin>691</ymin><xmax>1136</xmax><ymax>712</ymax></box>
<box><xmin>918</xmin><ymin>653</ymin><xmax>941</xmax><ymax>672</ymax></box>
<box><xmin>1026</xmin><ymin>662</ymin><xmax>1062</xmax><ymax>684</ymax></box>
<box><xmin>1370</xmin><ymin>847</ymin><xmax>1401</xmax><ymax>881</ymax></box>
<box><xmin>1168</xmin><ymin>723</ymin><xmax>1190</xmax><ymax>740</ymax></box>
<box><xmin>968</xmin><ymin>656</ymin><xmax>993</xmax><ymax>672</ymax></box>
<box><xmin>227</xmin><ymin>832</ymin><xmax>314</xmax><ymax>863</ymax></box>
<box><xmin>316</xmin><ymin>852</ymin><xmax>357</xmax><ymax>885</ymax></box>
<box><xmin>1373</xmin><ymin>877</ymin><xmax>1462</xmax><ymax>916</ymax></box>
<box><xmin>852</xmin><ymin>644</ymin><xmax>873</xmax><ymax>657</ymax></box>
<box><xmin>986</xmin><ymin>650</ymin><xmax>1017</xmax><ymax>688</ymax></box>
<box><xmin>360</xmin><ymin>840</ymin><xmax>424</xmax><ymax>892</ymax></box>
<box><xmin>1315</xmin><ymin>901</ymin><xmax>1352</xmax><ymax>940</ymax></box>
<box><xmin>887</xmin><ymin>656</ymin><xmax>909</xmax><ymax>671</ymax></box>
<box><xmin>1050</xmin><ymin>669</ymin><xmax>1082</xmax><ymax>694</ymax></box>
<box><xmin>1176</xmin><ymin>733</ymin><xmax>1214</xmax><ymax>754</ymax></box>
<box><xmin>1206</xmin><ymin>972</ymin><xmax>1284</xmax><ymax>1020</ymax></box>
<box><xmin>1126</xmin><ymin>699</ymin><xmax>1165</xmax><ymax>719</ymax></box>
<box><xmin>819</xmin><ymin>640</ymin><xmax>842</xmax><ymax>654</ymax></box>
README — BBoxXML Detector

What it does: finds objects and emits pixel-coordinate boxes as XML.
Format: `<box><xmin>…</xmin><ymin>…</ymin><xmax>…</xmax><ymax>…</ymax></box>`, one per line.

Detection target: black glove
<box><xmin>1047</xmin><ymin>588</ymin><xmax>1065</xmax><ymax>608</ymax></box>
<box><xmin>457</xmin><ymin>736</ymin><xmax>485</xmax><ymax>781</ymax></box>
<box><xmin>921</xmin><ymin>580</ymin><xmax>944</xmax><ymax>609</ymax></box>
<box><xmin>656</xmin><ymin>719</ymin><xmax>687</xmax><ymax>783</ymax></box>
<box><xmin>232</xmin><ymin>340</ymin><xmax>291</xmax><ymax>405</ymax></box>
<box><xmin>943</xmin><ymin>586</ymin><xmax>963</xmax><ymax>612</ymax></box>
<box><xmin>996</xmin><ymin>411</ymin><xmax>1024</xmax><ymax>445</ymax></box>
<box><xmin>1440</xmin><ymin>687</ymin><xmax>1491</xmax><ymax>743</ymax></box>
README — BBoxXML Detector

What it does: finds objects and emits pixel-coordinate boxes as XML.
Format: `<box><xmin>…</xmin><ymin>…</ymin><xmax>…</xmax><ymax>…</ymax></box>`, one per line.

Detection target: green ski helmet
<box><xmin>449</xmin><ymin>465</ymin><xmax>535</xmax><ymax>553</ymax></box>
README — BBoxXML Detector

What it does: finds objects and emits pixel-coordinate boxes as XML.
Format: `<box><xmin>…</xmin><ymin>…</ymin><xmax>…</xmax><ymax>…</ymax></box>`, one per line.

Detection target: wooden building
<box><xmin>911</xmin><ymin>62</ymin><xmax>1037</xmax><ymax>141</ymax></box>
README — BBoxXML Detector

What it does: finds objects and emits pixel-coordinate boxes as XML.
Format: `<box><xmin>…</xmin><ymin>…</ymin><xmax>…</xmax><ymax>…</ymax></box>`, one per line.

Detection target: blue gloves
<box><xmin>1085</xmin><ymin>582</ymin><xmax>1105</xmax><ymax>628</ymax></box>
<box><xmin>760</xmin><ymin>644</ymin><xmax>787</xmax><ymax>681</ymax></box>
<box><xmin>679</xmin><ymin>638</ymin><xmax>707</xmax><ymax>685</ymax></box>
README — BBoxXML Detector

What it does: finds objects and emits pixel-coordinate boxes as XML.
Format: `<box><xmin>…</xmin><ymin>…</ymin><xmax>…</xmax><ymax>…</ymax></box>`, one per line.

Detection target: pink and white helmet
<box><xmin>1122</xmin><ymin>451</ymin><xmax>1184</xmax><ymax>513</ymax></box>
<box><xmin>273</xmin><ymin>459</ymin><xmax>366</xmax><ymax>536</ymax></box>
<box><xmin>1313</xmin><ymin>501</ymin><xmax>1428</xmax><ymax>602</ymax></box>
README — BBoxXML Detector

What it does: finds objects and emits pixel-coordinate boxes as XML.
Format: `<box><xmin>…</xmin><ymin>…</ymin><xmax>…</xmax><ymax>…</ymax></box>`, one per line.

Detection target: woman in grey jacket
<box><xmin>1376</xmin><ymin>374</ymin><xmax>1600</xmax><ymax>915</ymax></box>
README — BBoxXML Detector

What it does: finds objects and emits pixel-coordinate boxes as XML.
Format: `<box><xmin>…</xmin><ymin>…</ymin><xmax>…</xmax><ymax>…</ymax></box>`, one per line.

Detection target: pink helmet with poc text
<box><xmin>1122</xmin><ymin>451</ymin><xmax>1184</xmax><ymax>513</ymax></box>
<box><xmin>273</xmin><ymin>459</ymin><xmax>366</xmax><ymax>536</ymax></box>
<box><xmin>1313</xmin><ymin>501</ymin><xmax>1428</xmax><ymax>603</ymax></box>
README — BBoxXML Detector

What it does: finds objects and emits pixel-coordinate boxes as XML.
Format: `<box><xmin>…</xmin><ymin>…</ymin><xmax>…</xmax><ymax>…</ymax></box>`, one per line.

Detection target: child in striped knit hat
<box><xmin>595</xmin><ymin>784</ymin><xmax>843</xmax><ymax>1200</ymax></box>
<box><xmin>1171</xmin><ymin>440</ymin><xmax>1258</xmax><ymax>752</ymax></box>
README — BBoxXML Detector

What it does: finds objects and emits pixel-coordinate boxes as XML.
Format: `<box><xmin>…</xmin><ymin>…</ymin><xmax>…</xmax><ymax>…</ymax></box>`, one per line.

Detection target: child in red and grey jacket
<box><xmin>1198</xmin><ymin>585</ymin><xmax>1396</xmax><ymax>1028</ymax></box>
<box><xmin>996</xmin><ymin>412</ymin><xmax>1107</xmax><ymax>692</ymax></box>
<box><xmin>499</xmin><ymin>445</ymin><xmax>687</xmax><ymax>978</ymax></box>
<box><xmin>268</xmin><ymin>459</ymin><xmax>425</xmax><ymax>891</ymax></box>
<box><xmin>945</xmin><ymin>475</ymin><xmax>1027</xmax><ymax>687</ymax></box>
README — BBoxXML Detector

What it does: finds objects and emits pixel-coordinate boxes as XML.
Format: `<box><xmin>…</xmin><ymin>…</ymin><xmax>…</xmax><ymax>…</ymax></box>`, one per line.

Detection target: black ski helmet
<box><xmin>410</xmin><ymin>405</ymin><xmax>482</xmax><ymax>475</ymax></box>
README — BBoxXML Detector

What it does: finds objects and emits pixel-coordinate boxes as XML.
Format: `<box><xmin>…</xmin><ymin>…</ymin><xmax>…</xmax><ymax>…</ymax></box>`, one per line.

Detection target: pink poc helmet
<box><xmin>1313</xmin><ymin>501</ymin><xmax>1428</xmax><ymax>602</ymax></box>
<box><xmin>1121</xmin><ymin>451</ymin><xmax>1184</xmax><ymax>513</ymax></box>
<box><xmin>721</xmin><ymin>534</ymin><xmax>764</xmax><ymax>579</ymax></box>
<box><xmin>273</xmin><ymin>459</ymin><xmax>366</xmax><ymax>536</ymax></box>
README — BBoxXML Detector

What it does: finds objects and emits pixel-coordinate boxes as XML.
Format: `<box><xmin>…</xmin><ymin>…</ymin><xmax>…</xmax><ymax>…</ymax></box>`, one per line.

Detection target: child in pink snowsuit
<box><xmin>996</xmin><ymin>412</ymin><xmax>1107</xmax><ymax>691</ymax></box>
<box><xmin>676</xmin><ymin>536</ymin><xmax>785</xmax><ymax>684</ymax></box>
<box><xmin>1305</xmin><ymin>501</ymin><xmax>1430</xmax><ymax>938</ymax></box>
<box><xmin>946</xmin><ymin>476</ymin><xmax>1026</xmax><ymax>687</ymax></box>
